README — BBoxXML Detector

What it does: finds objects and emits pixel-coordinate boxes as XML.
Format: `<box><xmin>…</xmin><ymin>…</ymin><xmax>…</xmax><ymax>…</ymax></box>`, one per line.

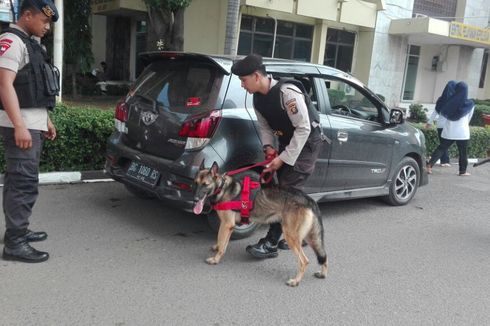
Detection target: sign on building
<box><xmin>449</xmin><ymin>22</ymin><xmax>490</xmax><ymax>46</ymax></box>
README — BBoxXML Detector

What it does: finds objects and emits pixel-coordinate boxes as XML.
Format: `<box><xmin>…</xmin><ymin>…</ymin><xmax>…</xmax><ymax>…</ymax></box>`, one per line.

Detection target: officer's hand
<box><xmin>44</xmin><ymin>119</ymin><xmax>57</xmax><ymax>140</ymax></box>
<box><xmin>424</xmin><ymin>123</ymin><xmax>432</xmax><ymax>129</ymax></box>
<box><xmin>264</xmin><ymin>146</ymin><xmax>277</xmax><ymax>159</ymax></box>
<box><xmin>14</xmin><ymin>127</ymin><xmax>32</xmax><ymax>149</ymax></box>
<box><xmin>264</xmin><ymin>156</ymin><xmax>284</xmax><ymax>173</ymax></box>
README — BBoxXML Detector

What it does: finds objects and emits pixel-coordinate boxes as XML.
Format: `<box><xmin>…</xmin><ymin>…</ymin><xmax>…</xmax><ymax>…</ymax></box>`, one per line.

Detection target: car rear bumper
<box><xmin>105</xmin><ymin>133</ymin><xmax>224</xmax><ymax>212</ymax></box>
<box><xmin>105</xmin><ymin>161</ymin><xmax>196</xmax><ymax>212</ymax></box>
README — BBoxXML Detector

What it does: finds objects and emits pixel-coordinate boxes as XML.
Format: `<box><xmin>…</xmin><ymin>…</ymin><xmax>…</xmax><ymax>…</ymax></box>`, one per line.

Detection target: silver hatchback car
<box><xmin>105</xmin><ymin>52</ymin><xmax>428</xmax><ymax>238</ymax></box>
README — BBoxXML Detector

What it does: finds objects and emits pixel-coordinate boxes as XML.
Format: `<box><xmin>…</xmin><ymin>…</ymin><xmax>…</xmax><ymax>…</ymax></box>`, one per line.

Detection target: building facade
<box><xmin>90</xmin><ymin>0</ymin><xmax>490</xmax><ymax>108</ymax></box>
<box><xmin>0</xmin><ymin>0</ymin><xmax>17</xmax><ymax>29</ymax></box>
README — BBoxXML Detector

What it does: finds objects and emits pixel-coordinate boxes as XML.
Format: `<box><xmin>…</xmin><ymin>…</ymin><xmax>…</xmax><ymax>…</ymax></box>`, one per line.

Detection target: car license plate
<box><xmin>126</xmin><ymin>161</ymin><xmax>160</xmax><ymax>186</ymax></box>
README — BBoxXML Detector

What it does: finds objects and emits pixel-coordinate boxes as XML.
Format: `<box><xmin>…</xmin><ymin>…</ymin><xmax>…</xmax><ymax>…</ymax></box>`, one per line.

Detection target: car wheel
<box><xmin>384</xmin><ymin>157</ymin><xmax>419</xmax><ymax>206</ymax></box>
<box><xmin>206</xmin><ymin>211</ymin><xmax>259</xmax><ymax>240</ymax></box>
<box><xmin>124</xmin><ymin>184</ymin><xmax>156</xmax><ymax>199</ymax></box>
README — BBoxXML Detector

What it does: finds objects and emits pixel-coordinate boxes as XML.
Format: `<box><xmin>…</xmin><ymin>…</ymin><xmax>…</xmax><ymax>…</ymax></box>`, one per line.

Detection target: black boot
<box><xmin>246</xmin><ymin>238</ymin><xmax>278</xmax><ymax>259</ymax></box>
<box><xmin>3</xmin><ymin>230</ymin><xmax>49</xmax><ymax>263</ymax></box>
<box><xmin>25</xmin><ymin>230</ymin><xmax>48</xmax><ymax>242</ymax></box>
<box><xmin>277</xmin><ymin>239</ymin><xmax>308</xmax><ymax>250</ymax></box>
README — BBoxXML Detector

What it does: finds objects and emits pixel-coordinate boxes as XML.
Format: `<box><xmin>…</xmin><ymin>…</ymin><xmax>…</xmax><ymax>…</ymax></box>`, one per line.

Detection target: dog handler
<box><xmin>231</xmin><ymin>54</ymin><xmax>322</xmax><ymax>259</ymax></box>
<box><xmin>0</xmin><ymin>0</ymin><xmax>59</xmax><ymax>263</ymax></box>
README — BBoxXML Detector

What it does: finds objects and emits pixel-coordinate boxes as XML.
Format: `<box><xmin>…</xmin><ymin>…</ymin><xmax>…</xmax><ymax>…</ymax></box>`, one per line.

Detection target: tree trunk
<box><xmin>146</xmin><ymin>5</ymin><xmax>173</xmax><ymax>51</ymax></box>
<box><xmin>224</xmin><ymin>0</ymin><xmax>240</xmax><ymax>55</ymax></box>
<box><xmin>171</xmin><ymin>8</ymin><xmax>185</xmax><ymax>51</ymax></box>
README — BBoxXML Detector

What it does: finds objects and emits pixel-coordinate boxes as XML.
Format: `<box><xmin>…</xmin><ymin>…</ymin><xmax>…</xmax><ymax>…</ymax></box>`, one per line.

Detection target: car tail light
<box><xmin>115</xmin><ymin>101</ymin><xmax>128</xmax><ymax>122</ymax></box>
<box><xmin>178</xmin><ymin>110</ymin><xmax>222</xmax><ymax>150</ymax></box>
<box><xmin>178</xmin><ymin>110</ymin><xmax>221</xmax><ymax>139</ymax></box>
<box><xmin>170</xmin><ymin>181</ymin><xmax>192</xmax><ymax>192</ymax></box>
<box><xmin>114</xmin><ymin>101</ymin><xmax>128</xmax><ymax>133</ymax></box>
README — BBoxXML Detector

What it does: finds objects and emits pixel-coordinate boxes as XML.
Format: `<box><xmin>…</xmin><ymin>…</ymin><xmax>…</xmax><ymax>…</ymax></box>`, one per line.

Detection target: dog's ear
<box><xmin>199</xmin><ymin>159</ymin><xmax>205</xmax><ymax>171</ymax></box>
<box><xmin>210</xmin><ymin>161</ymin><xmax>219</xmax><ymax>176</ymax></box>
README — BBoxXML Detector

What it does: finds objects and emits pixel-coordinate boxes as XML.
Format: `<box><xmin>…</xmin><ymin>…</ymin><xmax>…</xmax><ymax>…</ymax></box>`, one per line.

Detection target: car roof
<box><xmin>139</xmin><ymin>51</ymin><xmax>345</xmax><ymax>77</ymax></box>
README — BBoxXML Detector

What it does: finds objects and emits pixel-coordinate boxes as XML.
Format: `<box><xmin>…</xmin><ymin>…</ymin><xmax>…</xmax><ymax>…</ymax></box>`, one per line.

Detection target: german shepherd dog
<box><xmin>193</xmin><ymin>162</ymin><xmax>328</xmax><ymax>287</ymax></box>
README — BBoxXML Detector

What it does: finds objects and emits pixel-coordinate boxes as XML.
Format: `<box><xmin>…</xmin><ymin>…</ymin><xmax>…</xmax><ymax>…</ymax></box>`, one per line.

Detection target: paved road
<box><xmin>1</xmin><ymin>163</ymin><xmax>489</xmax><ymax>326</ymax></box>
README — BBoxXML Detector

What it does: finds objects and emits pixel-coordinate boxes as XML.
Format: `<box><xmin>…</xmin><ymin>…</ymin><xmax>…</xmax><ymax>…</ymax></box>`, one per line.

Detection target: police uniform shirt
<box><xmin>0</xmin><ymin>24</ymin><xmax>49</xmax><ymax>131</ymax></box>
<box><xmin>255</xmin><ymin>78</ymin><xmax>311</xmax><ymax>166</ymax></box>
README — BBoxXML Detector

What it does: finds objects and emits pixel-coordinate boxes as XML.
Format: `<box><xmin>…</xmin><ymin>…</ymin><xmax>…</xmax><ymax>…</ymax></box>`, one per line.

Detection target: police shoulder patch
<box><xmin>286</xmin><ymin>98</ymin><xmax>298</xmax><ymax>114</ymax></box>
<box><xmin>0</xmin><ymin>38</ymin><xmax>13</xmax><ymax>56</ymax></box>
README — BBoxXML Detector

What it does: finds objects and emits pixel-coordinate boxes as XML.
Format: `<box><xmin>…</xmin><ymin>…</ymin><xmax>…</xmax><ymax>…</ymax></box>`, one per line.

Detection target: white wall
<box><xmin>183</xmin><ymin>0</ymin><xmax>227</xmax><ymax>54</ymax></box>
<box><xmin>367</xmin><ymin>0</ymin><xmax>413</xmax><ymax>107</ymax></box>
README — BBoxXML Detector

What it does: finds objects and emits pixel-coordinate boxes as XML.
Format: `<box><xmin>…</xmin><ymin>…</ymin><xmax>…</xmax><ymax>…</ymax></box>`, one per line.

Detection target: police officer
<box><xmin>231</xmin><ymin>54</ymin><xmax>322</xmax><ymax>259</ymax></box>
<box><xmin>0</xmin><ymin>0</ymin><xmax>59</xmax><ymax>263</ymax></box>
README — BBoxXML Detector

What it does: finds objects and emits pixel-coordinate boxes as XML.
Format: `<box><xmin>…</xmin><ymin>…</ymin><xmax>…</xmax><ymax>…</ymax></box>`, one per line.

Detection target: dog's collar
<box><xmin>211</xmin><ymin>174</ymin><xmax>226</xmax><ymax>197</ymax></box>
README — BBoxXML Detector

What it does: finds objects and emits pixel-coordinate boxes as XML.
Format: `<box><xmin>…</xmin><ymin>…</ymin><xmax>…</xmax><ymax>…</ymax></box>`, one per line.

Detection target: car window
<box><xmin>269</xmin><ymin>74</ymin><xmax>320</xmax><ymax>112</ymax></box>
<box><xmin>322</xmin><ymin>78</ymin><xmax>380</xmax><ymax>122</ymax></box>
<box><xmin>132</xmin><ymin>60</ymin><xmax>222</xmax><ymax>112</ymax></box>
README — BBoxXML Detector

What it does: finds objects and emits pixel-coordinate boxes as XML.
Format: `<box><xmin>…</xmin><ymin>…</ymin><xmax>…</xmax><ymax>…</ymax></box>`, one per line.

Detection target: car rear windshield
<box><xmin>132</xmin><ymin>59</ymin><xmax>223</xmax><ymax>113</ymax></box>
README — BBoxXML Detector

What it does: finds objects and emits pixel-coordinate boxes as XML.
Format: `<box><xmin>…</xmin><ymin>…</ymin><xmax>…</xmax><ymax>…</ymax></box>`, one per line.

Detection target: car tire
<box><xmin>383</xmin><ymin>156</ymin><xmax>419</xmax><ymax>206</ymax></box>
<box><xmin>124</xmin><ymin>183</ymin><xmax>156</xmax><ymax>199</ymax></box>
<box><xmin>206</xmin><ymin>211</ymin><xmax>259</xmax><ymax>240</ymax></box>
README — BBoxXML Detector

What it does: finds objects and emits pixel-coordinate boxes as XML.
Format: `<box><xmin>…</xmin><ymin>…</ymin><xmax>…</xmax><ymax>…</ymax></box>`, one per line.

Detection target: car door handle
<box><xmin>337</xmin><ymin>131</ymin><xmax>348</xmax><ymax>142</ymax></box>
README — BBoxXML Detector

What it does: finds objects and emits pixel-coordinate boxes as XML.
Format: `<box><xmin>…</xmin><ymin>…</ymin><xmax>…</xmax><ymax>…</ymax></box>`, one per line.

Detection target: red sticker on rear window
<box><xmin>0</xmin><ymin>38</ymin><xmax>13</xmax><ymax>56</ymax></box>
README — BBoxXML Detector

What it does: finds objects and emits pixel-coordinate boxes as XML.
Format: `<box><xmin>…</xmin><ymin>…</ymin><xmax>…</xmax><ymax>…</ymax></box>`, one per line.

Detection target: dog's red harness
<box><xmin>211</xmin><ymin>153</ymin><xmax>276</xmax><ymax>224</ymax></box>
<box><xmin>212</xmin><ymin>176</ymin><xmax>260</xmax><ymax>224</ymax></box>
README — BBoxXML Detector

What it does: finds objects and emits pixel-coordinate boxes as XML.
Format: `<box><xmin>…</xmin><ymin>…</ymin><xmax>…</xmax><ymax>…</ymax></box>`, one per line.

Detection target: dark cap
<box><xmin>24</xmin><ymin>0</ymin><xmax>59</xmax><ymax>22</ymax></box>
<box><xmin>231</xmin><ymin>54</ymin><xmax>265</xmax><ymax>76</ymax></box>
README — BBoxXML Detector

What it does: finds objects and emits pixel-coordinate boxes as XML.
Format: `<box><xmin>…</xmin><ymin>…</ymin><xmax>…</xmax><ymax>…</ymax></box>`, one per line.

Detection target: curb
<box><xmin>0</xmin><ymin>158</ymin><xmax>483</xmax><ymax>186</ymax></box>
<box><xmin>0</xmin><ymin>170</ymin><xmax>113</xmax><ymax>186</ymax></box>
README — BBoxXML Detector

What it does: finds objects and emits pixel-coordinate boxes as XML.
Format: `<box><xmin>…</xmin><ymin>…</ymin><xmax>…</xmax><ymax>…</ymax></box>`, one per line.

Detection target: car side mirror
<box><xmin>389</xmin><ymin>108</ymin><xmax>404</xmax><ymax>125</ymax></box>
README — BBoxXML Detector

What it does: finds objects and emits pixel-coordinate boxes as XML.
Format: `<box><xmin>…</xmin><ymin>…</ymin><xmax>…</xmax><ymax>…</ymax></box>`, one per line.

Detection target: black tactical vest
<box><xmin>253</xmin><ymin>79</ymin><xmax>320</xmax><ymax>146</ymax></box>
<box><xmin>0</xmin><ymin>28</ymin><xmax>59</xmax><ymax>110</ymax></box>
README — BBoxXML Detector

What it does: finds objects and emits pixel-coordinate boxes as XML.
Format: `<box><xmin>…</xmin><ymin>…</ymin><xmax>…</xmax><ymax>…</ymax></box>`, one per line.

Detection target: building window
<box><xmin>413</xmin><ymin>0</ymin><xmax>457</xmax><ymax>21</ymax></box>
<box><xmin>479</xmin><ymin>51</ymin><xmax>489</xmax><ymax>89</ymax></box>
<box><xmin>237</xmin><ymin>15</ymin><xmax>313</xmax><ymax>61</ymax></box>
<box><xmin>324</xmin><ymin>28</ymin><xmax>355</xmax><ymax>73</ymax></box>
<box><xmin>402</xmin><ymin>45</ymin><xmax>421</xmax><ymax>101</ymax></box>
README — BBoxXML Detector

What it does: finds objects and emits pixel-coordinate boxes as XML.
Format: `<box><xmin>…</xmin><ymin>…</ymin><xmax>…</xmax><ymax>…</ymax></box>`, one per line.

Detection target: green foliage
<box><xmin>408</xmin><ymin>103</ymin><xmax>428</xmax><ymax>123</ymax></box>
<box><xmin>63</xmin><ymin>0</ymin><xmax>94</xmax><ymax>73</ymax></box>
<box><xmin>144</xmin><ymin>0</ymin><xmax>192</xmax><ymax>10</ymax></box>
<box><xmin>412</xmin><ymin>123</ymin><xmax>490</xmax><ymax>159</ymax></box>
<box><xmin>0</xmin><ymin>105</ymin><xmax>114</xmax><ymax>173</ymax></box>
<box><xmin>473</xmin><ymin>99</ymin><xmax>490</xmax><ymax>106</ymax></box>
<box><xmin>470</xmin><ymin>105</ymin><xmax>490</xmax><ymax>127</ymax></box>
<box><xmin>327</xmin><ymin>89</ymin><xmax>345</xmax><ymax>106</ymax></box>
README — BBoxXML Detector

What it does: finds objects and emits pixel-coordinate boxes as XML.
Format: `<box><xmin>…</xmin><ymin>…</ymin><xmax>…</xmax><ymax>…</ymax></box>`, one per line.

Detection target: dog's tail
<box><xmin>308</xmin><ymin>201</ymin><xmax>327</xmax><ymax>267</ymax></box>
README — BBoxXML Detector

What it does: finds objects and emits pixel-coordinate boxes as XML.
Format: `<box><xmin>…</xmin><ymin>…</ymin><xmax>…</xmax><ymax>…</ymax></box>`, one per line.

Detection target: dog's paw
<box><xmin>314</xmin><ymin>271</ymin><xmax>326</xmax><ymax>279</ymax></box>
<box><xmin>286</xmin><ymin>279</ymin><xmax>300</xmax><ymax>287</ymax></box>
<box><xmin>206</xmin><ymin>257</ymin><xmax>219</xmax><ymax>265</ymax></box>
<box><xmin>211</xmin><ymin>244</ymin><xmax>219</xmax><ymax>252</ymax></box>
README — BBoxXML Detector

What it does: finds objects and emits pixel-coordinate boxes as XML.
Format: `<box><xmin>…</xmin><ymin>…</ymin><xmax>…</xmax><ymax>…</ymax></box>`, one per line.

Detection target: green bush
<box><xmin>0</xmin><ymin>104</ymin><xmax>114</xmax><ymax>173</ymax></box>
<box><xmin>470</xmin><ymin>105</ymin><xmax>490</xmax><ymax>127</ymax></box>
<box><xmin>327</xmin><ymin>89</ymin><xmax>345</xmax><ymax>106</ymax></box>
<box><xmin>408</xmin><ymin>103</ymin><xmax>428</xmax><ymax>123</ymax></box>
<box><xmin>412</xmin><ymin>123</ymin><xmax>490</xmax><ymax>158</ymax></box>
<box><xmin>473</xmin><ymin>99</ymin><xmax>490</xmax><ymax>106</ymax></box>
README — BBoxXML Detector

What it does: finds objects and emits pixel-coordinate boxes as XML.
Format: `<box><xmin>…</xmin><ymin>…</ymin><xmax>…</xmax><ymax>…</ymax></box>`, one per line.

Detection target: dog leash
<box><xmin>225</xmin><ymin>152</ymin><xmax>277</xmax><ymax>184</ymax></box>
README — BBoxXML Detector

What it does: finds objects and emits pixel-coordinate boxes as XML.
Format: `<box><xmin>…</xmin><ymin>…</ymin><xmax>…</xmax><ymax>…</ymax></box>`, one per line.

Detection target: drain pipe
<box><xmin>54</xmin><ymin>0</ymin><xmax>64</xmax><ymax>101</ymax></box>
<box><xmin>266</xmin><ymin>14</ymin><xmax>277</xmax><ymax>58</ymax></box>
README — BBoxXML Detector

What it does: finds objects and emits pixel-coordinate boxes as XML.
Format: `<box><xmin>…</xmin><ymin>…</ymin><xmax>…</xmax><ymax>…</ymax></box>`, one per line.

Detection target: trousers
<box><xmin>429</xmin><ymin>137</ymin><xmax>469</xmax><ymax>174</ymax></box>
<box><xmin>265</xmin><ymin>133</ymin><xmax>322</xmax><ymax>243</ymax></box>
<box><xmin>1</xmin><ymin>127</ymin><xmax>43</xmax><ymax>232</ymax></box>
